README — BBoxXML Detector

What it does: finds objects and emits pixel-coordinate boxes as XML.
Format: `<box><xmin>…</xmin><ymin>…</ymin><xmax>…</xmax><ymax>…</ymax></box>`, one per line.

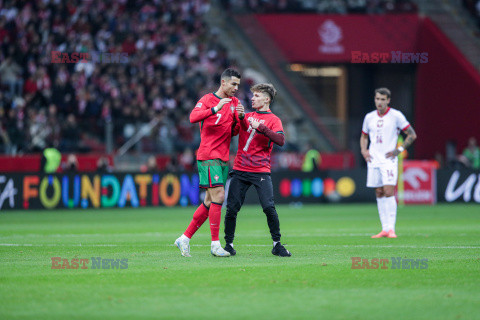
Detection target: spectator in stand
<box><xmin>460</xmin><ymin>137</ymin><xmax>480</xmax><ymax>169</ymax></box>
<box><xmin>146</xmin><ymin>155</ymin><xmax>159</xmax><ymax>172</ymax></box>
<box><xmin>60</xmin><ymin>114</ymin><xmax>80</xmax><ymax>152</ymax></box>
<box><xmin>0</xmin><ymin>56</ymin><xmax>23</xmax><ymax>98</ymax></box>
<box><xmin>179</xmin><ymin>148</ymin><xmax>195</xmax><ymax>171</ymax></box>
<box><xmin>433</xmin><ymin>152</ymin><xmax>444</xmax><ymax>169</ymax></box>
<box><xmin>23</xmin><ymin>74</ymin><xmax>38</xmax><ymax>96</ymax></box>
<box><xmin>0</xmin><ymin>107</ymin><xmax>9</xmax><ymax>153</ymax></box>
<box><xmin>96</xmin><ymin>156</ymin><xmax>113</xmax><ymax>172</ymax></box>
<box><xmin>40</xmin><ymin>146</ymin><xmax>62</xmax><ymax>173</ymax></box>
<box><xmin>28</xmin><ymin>108</ymin><xmax>51</xmax><ymax>152</ymax></box>
<box><xmin>5</xmin><ymin>98</ymin><xmax>26</xmax><ymax>155</ymax></box>
<box><xmin>63</xmin><ymin>154</ymin><xmax>79</xmax><ymax>172</ymax></box>
<box><xmin>47</xmin><ymin>104</ymin><xmax>61</xmax><ymax>148</ymax></box>
<box><xmin>166</xmin><ymin>153</ymin><xmax>180</xmax><ymax>172</ymax></box>
<box><xmin>302</xmin><ymin>142</ymin><xmax>321</xmax><ymax>172</ymax></box>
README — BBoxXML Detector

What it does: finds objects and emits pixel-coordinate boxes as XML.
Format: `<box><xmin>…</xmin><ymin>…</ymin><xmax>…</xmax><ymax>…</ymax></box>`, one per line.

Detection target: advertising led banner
<box><xmin>3</xmin><ymin>169</ymin><xmax>477</xmax><ymax>210</ymax></box>
<box><xmin>401</xmin><ymin>160</ymin><xmax>437</xmax><ymax>205</ymax></box>
<box><xmin>269</xmin><ymin>170</ymin><xmax>374</xmax><ymax>204</ymax></box>
<box><xmin>437</xmin><ymin>169</ymin><xmax>480</xmax><ymax>203</ymax></box>
<box><xmin>0</xmin><ymin>171</ymin><xmax>374</xmax><ymax>211</ymax></box>
<box><xmin>0</xmin><ymin>173</ymin><xmax>201</xmax><ymax>210</ymax></box>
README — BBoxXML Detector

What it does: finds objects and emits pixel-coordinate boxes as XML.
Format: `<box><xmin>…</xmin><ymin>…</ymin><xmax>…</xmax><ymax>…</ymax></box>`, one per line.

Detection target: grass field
<box><xmin>1</xmin><ymin>203</ymin><xmax>479</xmax><ymax>319</ymax></box>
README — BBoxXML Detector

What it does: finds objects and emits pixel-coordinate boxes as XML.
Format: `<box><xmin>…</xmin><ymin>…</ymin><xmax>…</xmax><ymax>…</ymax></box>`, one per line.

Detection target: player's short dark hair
<box><xmin>375</xmin><ymin>87</ymin><xmax>391</xmax><ymax>99</ymax></box>
<box><xmin>221</xmin><ymin>68</ymin><xmax>241</xmax><ymax>81</ymax></box>
<box><xmin>251</xmin><ymin>83</ymin><xmax>277</xmax><ymax>104</ymax></box>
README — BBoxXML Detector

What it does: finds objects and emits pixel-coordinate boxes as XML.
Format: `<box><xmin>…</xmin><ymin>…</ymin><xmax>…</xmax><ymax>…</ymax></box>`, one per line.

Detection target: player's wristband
<box><xmin>212</xmin><ymin>106</ymin><xmax>218</xmax><ymax>114</ymax></box>
<box><xmin>239</xmin><ymin>114</ymin><xmax>245</xmax><ymax>120</ymax></box>
<box><xmin>397</xmin><ymin>146</ymin><xmax>404</xmax><ymax>153</ymax></box>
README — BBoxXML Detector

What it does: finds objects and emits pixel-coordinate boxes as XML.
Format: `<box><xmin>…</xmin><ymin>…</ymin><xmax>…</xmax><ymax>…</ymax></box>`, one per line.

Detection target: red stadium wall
<box><xmin>0</xmin><ymin>154</ymin><xmax>113</xmax><ymax>172</ymax></box>
<box><xmin>255</xmin><ymin>14</ymin><xmax>420</xmax><ymax>63</ymax></box>
<box><xmin>414</xmin><ymin>18</ymin><xmax>480</xmax><ymax>158</ymax></box>
<box><xmin>0</xmin><ymin>155</ymin><xmax>175</xmax><ymax>172</ymax></box>
<box><xmin>0</xmin><ymin>153</ymin><xmax>354</xmax><ymax>172</ymax></box>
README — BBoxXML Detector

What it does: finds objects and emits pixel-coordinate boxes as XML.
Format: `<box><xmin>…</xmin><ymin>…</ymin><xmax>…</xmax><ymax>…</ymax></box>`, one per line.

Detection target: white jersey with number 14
<box><xmin>361</xmin><ymin>107</ymin><xmax>410</xmax><ymax>167</ymax></box>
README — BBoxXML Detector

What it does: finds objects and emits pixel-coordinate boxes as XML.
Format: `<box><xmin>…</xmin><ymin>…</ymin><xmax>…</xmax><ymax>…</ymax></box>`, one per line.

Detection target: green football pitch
<box><xmin>1</xmin><ymin>204</ymin><xmax>479</xmax><ymax>319</ymax></box>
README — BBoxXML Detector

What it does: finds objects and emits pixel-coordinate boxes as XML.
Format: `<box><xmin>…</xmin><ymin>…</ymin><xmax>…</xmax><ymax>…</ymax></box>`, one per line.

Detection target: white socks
<box><xmin>384</xmin><ymin>196</ymin><xmax>397</xmax><ymax>232</ymax></box>
<box><xmin>273</xmin><ymin>241</ymin><xmax>279</xmax><ymax>247</ymax></box>
<box><xmin>376</xmin><ymin>197</ymin><xmax>388</xmax><ymax>231</ymax></box>
<box><xmin>377</xmin><ymin>196</ymin><xmax>397</xmax><ymax>232</ymax></box>
<box><xmin>211</xmin><ymin>240</ymin><xmax>220</xmax><ymax>247</ymax></box>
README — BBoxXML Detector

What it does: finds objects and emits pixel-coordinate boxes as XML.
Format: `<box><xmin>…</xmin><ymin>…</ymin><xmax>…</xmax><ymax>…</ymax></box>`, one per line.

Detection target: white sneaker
<box><xmin>174</xmin><ymin>237</ymin><xmax>191</xmax><ymax>257</ymax></box>
<box><xmin>211</xmin><ymin>243</ymin><xmax>231</xmax><ymax>257</ymax></box>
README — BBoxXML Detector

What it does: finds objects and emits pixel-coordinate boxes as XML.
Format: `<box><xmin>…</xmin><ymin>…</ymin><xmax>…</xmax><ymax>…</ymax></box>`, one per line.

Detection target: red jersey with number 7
<box><xmin>233</xmin><ymin>111</ymin><xmax>284</xmax><ymax>173</ymax></box>
<box><xmin>190</xmin><ymin>92</ymin><xmax>240</xmax><ymax>162</ymax></box>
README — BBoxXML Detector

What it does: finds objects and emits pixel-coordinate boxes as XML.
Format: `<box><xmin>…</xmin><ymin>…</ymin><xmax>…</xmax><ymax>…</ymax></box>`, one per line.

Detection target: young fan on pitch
<box><xmin>174</xmin><ymin>68</ymin><xmax>244</xmax><ymax>257</ymax></box>
<box><xmin>223</xmin><ymin>83</ymin><xmax>291</xmax><ymax>257</ymax></box>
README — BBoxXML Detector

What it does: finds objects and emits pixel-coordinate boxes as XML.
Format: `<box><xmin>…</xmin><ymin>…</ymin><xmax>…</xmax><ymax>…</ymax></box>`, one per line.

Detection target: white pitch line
<box><xmin>0</xmin><ymin>243</ymin><xmax>118</xmax><ymax>247</ymax></box>
<box><xmin>0</xmin><ymin>232</ymin><xmax>169</xmax><ymax>239</ymax></box>
<box><xmin>186</xmin><ymin>244</ymin><xmax>480</xmax><ymax>249</ymax></box>
<box><xmin>1</xmin><ymin>243</ymin><xmax>479</xmax><ymax>249</ymax></box>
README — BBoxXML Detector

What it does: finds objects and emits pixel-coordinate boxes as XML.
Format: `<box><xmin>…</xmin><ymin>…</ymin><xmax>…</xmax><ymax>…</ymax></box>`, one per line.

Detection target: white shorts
<box><xmin>366</xmin><ymin>165</ymin><xmax>398</xmax><ymax>188</ymax></box>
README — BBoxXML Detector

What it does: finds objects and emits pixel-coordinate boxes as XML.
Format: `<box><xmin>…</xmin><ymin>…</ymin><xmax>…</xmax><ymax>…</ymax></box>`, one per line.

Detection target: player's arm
<box><xmin>235</xmin><ymin>104</ymin><xmax>249</xmax><ymax>131</ymax></box>
<box><xmin>386</xmin><ymin>126</ymin><xmax>417</xmax><ymax>158</ymax></box>
<box><xmin>360</xmin><ymin>132</ymin><xmax>371</xmax><ymax>162</ymax></box>
<box><xmin>232</xmin><ymin>120</ymin><xmax>240</xmax><ymax>136</ymax></box>
<box><xmin>189</xmin><ymin>98</ymin><xmax>232</xmax><ymax>123</ymax></box>
<box><xmin>234</xmin><ymin>104</ymin><xmax>250</xmax><ymax>131</ymax></box>
<box><xmin>402</xmin><ymin>126</ymin><xmax>417</xmax><ymax>149</ymax></box>
<box><xmin>238</xmin><ymin>117</ymin><xmax>250</xmax><ymax>131</ymax></box>
<box><xmin>254</xmin><ymin>122</ymin><xmax>285</xmax><ymax>146</ymax></box>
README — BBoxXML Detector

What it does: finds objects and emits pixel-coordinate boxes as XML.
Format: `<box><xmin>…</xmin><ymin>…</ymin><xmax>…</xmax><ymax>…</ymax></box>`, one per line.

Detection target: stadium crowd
<box><xmin>221</xmin><ymin>0</ymin><xmax>417</xmax><ymax>14</ymax></box>
<box><xmin>0</xmin><ymin>0</ymin><xmax>254</xmax><ymax>156</ymax></box>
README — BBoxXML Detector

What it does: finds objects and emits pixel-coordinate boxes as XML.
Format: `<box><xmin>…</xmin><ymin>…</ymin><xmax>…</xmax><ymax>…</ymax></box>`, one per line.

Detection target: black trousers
<box><xmin>224</xmin><ymin>170</ymin><xmax>281</xmax><ymax>243</ymax></box>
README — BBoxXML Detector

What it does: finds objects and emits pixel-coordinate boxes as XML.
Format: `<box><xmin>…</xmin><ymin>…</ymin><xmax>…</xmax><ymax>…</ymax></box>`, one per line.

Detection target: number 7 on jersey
<box><xmin>215</xmin><ymin>113</ymin><xmax>222</xmax><ymax>125</ymax></box>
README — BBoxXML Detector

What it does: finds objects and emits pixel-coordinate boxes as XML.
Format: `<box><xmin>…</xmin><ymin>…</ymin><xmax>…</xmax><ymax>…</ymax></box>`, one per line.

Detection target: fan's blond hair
<box><xmin>251</xmin><ymin>83</ymin><xmax>277</xmax><ymax>104</ymax></box>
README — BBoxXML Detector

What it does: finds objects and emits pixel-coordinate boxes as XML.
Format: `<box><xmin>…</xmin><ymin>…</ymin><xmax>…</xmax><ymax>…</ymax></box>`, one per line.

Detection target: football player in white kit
<box><xmin>360</xmin><ymin>88</ymin><xmax>417</xmax><ymax>238</ymax></box>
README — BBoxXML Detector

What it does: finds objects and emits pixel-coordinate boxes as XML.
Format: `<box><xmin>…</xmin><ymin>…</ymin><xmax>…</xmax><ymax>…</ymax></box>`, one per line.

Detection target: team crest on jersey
<box><xmin>214</xmin><ymin>175</ymin><xmax>219</xmax><ymax>182</ymax></box>
<box><xmin>377</xmin><ymin>119</ymin><xmax>384</xmax><ymax>128</ymax></box>
<box><xmin>248</xmin><ymin>117</ymin><xmax>266</xmax><ymax>124</ymax></box>
<box><xmin>195</xmin><ymin>102</ymin><xmax>202</xmax><ymax>108</ymax></box>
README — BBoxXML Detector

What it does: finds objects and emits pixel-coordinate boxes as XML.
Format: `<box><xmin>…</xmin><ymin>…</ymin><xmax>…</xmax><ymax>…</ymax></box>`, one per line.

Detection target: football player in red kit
<box><xmin>223</xmin><ymin>83</ymin><xmax>291</xmax><ymax>257</ymax></box>
<box><xmin>174</xmin><ymin>68</ymin><xmax>244</xmax><ymax>257</ymax></box>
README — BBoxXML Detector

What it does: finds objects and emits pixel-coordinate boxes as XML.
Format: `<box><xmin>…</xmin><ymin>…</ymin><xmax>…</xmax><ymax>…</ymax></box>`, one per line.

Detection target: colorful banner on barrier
<box><xmin>272</xmin><ymin>169</ymin><xmax>373</xmax><ymax>203</ymax></box>
<box><xmin>1</xmin><ymin>169</ymin><xmax>478</xmax><ymax>210</ymax></box>
<box><xmin>401</xmin><ymin>160</ymin><xmax>437</xmax><ymax>205</ymax></box>
<box><xmin>0</xmin><ymin>171</ymin><xmax>373</xmax><ymax>210</ymax></box>
<box><xmin>0</xmin><ymin>173</ymin><xmax>200</xmax><ymax>210</ymax></box>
